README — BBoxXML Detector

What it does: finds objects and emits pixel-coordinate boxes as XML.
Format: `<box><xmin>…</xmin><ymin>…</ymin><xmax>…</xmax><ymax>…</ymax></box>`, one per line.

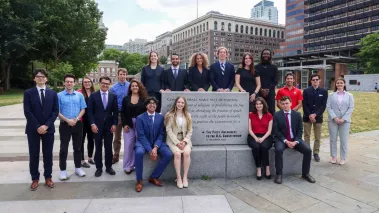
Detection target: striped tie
<box><xmin>221</xmin><ymin>63</ymin><xmax>225</xmax><ymax>75</ymax></box>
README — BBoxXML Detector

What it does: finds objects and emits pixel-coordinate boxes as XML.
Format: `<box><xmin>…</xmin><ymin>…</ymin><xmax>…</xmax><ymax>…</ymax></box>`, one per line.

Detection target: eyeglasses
<box><xmin>83</xmin><ymin>81</ymin><xmax>92</xmax><ymax>84</ymax></box>
<box><xmin>101</xmin><ymin>82</ymin><xmax>110</xmax><ymax>86</ymax></box>
<box><xmin>65</xmin><ymin>81</ymin><xmax>75</xmax><ymax>84</ymax></box>
<box><xmin>35</xmin><ymin>75</ymin><xmax>46</xmax><ymax>79</ymax></box>
<box><xmin>311</xmin><ymin>79</ymin><xmax>319</xmax><ymax>81</ymax></box>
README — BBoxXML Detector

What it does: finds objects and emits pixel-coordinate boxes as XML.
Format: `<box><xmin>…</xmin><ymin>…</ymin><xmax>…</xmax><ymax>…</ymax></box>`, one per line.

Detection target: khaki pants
<box><xmin>303</xmin><ymin>122</ymin><xmax>322</xmax><ymax>155</ymax></box>
<box><xmin>113</xmin><ymin>113</ymin><xmax>122</xmax><ymax>158</ymax></box>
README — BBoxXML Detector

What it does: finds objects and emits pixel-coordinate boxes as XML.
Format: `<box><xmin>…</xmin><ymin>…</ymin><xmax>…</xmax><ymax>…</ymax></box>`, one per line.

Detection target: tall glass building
<box><xmin>251</xmin><ymin>0</ymin><xmax>279</xmax><ymax>24</ymax></box>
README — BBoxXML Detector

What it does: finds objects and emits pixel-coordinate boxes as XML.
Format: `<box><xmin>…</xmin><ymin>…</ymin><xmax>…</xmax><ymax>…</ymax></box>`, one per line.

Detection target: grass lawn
<box><xmin>0</xmin><ymin>89</ymin><xmax>24</xmax><ymax>107</ymax></box>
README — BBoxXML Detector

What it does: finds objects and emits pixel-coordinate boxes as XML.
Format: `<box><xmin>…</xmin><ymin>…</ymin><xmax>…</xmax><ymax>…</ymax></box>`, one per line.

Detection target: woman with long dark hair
<box><xmin>141</xmin><ymin>51</ymin><xmax>165</xmax><ymax>112</ymax></box>
<box><xmin>78</xmin><ymin>77</ymin><xmax>96</xmax><ymax>167</ymax></box>
<box><xmin>235</xmin><ymin>52</ymin><xmax>261</xmax><ymax>112</ymax></box>
<box><xmin>188</xmin><ymin>52</ymin><xmax>210</xmax><ymax>91</ymax></box>
<box><xmin>121</xmin><ymin>79</ymin><xmax>148</xmax><ymax>174</ymax></box>
<box><xmin>164</xmin><ymin>96</ymin><xmax>193</xmax><ymax>189</ymax></box>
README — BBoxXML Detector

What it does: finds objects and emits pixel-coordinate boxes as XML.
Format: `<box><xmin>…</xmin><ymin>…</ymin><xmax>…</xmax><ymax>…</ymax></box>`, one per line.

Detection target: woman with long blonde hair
<box><xmin>164</xmin><ymin>96</ymin><xmax>193</xmax><ymax>188</ymax></box>
<box><xmin>188</xmin><ymin>52</ymin><xmax>210</xmax><ymax>91</ymax></box>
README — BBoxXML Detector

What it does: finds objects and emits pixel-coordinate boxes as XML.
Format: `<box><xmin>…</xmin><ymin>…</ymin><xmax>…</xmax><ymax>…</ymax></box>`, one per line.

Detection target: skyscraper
<box><xmin>251</xmin><ymin>0</ymin><xmax>279</xmax><ymax>24</ymax></box>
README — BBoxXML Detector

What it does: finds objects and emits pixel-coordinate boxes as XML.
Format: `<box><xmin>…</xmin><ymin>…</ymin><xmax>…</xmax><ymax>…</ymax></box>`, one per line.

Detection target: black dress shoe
<box><xmin>106</xmin><ymin>168</ymin><xmax>116</xmax><ymax>175</ymax></box>
<box><xmin>256</xmin><ymin>175</ymin><xmax>262</xmax><ymax>180</ymax></box>
<box><xmin>314</xmin><ymin>154</ymin><xmax>320</xmax><ymax>162</ymax></box>
<box><xmin>95</xmin><ymin>169</ymin><xmax>102</xmax><ymax>177</ymax></box>
<box><xmin>302</xmin><ymin>174</ymin><xmax>316</xmax><ymax>183</ymax></box>
<box><xmin>88</xmin><ymin>159</ymin><xmax>95</xmax><ymax>165</ymax></box>
<box><xmin>274</xmin><ymin>175</ymin><xmax>282</xmax><ymax>184</ymax></box>
<box><xmin>265</xmin><ymin>174</ymin><xmax>271</xmax><ymax>179</ymax></box>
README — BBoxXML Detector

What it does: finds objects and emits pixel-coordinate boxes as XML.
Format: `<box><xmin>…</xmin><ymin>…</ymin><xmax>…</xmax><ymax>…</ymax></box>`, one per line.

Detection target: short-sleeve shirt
<box><xmin>276</xmin><ymin>86</ymin><xmax>303</xmax><ymax>109</ymax></box>
<box><xmin>249</xmin><ymin>112</ymin><xmax>273</xmax><ymax>134</ymax></box>
<box><xmin>236</xmin><ymin>68</ymin><xmax>260</xmax><ymax>95</ymax></box>
<box><xmin>58</xmin><ymin>90</ymin><xmax>87</xmax><ymax>119</ymax></box>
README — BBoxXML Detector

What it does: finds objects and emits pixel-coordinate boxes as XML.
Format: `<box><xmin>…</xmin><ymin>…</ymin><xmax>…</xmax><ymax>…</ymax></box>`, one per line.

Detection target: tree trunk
<box><xmin>4</xmin><ymin>63</ymin><xmax>12</xmax><ymax>91</ymax></box>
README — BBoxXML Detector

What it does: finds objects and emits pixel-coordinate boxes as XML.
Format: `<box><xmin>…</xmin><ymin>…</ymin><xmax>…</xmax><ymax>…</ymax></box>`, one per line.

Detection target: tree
<box><xmin>123</xmin><ymin>53</ymin><xmax>145</xmax><ymax>75</ymax></box>
<box><xmin>160</xmin><ymin>56</ymin><xmax>167</xmax><ymax>65</ymax></box>
<box><xmin>49</xmin><ymin>62</ymin><xmax>73</xmax><ymax>84</ymax></box>
<box><xmin>357</xmin><ymin>33</ymin><xmax>379</xmax><ymax>73</ymax></box>
<box><xmin>99</xmin><ymin>49</ymin><xmax>122</xmax><ymax>61</ymax></box>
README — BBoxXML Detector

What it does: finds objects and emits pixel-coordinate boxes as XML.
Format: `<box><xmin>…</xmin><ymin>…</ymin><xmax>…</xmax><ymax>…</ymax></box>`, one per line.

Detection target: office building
<box><xmin>251</xmin><ymin>0</ymin><xmax>279</xmax><ymax>24</ymax></box>
<box><xmin>105</xmin><ymin>44</ymin><xmax>126</xmax><ymax>52</ymax></box>
<box><xmin>147</xmin><ymin>32</ymin><xmax>172</xmax><ymax>58</ymax></box>
<box><xmin>171</xmin><ymin>11</ymin><xmax>285</xmax><ymax>66</ymax></box>
<box><xmin>85</xmin><ymin>60</ymin><xmax>118</xmax><ymax>83</ymax></box>
<box><xmin>123</xmin><ymin>39</ymin><xmax>148</xmax><ymax>54</ymax></box>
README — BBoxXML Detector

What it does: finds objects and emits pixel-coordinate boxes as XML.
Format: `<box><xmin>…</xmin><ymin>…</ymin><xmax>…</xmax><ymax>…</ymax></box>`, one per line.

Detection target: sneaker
<box><xmin>75</xmin><ymin>168</ymin><xmax>86</xmax><ymax>177</ymax></box>
<box><xmin>59</xmin><ymin>171</ymin><xmax>68</xmax><ymax>181</ymax></box>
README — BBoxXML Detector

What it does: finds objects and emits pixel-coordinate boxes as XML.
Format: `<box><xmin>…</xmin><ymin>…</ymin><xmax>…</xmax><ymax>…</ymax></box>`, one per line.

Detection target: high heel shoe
<box><xmin>176</xmin><ymin>179</ymin><xmax>183</xmax><ymax>189</ymax></box>
<box><xmin>265</xmin><ymin>174</ymin><xmax>271</xmax><ymax>179</ymax></box>
<box><xmin>256</xmin><ymin>175</ymin><xmax>262</xmax><ymax>180</ymax></box>
<box><xmin>183</xmin><ymin>178</ymin><xmax>188</xmax><ymax>188</ymax></box>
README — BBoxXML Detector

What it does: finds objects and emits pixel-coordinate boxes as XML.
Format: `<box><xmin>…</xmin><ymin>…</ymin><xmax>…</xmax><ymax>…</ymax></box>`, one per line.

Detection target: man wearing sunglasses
<box><xmin>302</xmin><ymin>74</ymin><xmax>328</xmax><ymax>162</ymax></box>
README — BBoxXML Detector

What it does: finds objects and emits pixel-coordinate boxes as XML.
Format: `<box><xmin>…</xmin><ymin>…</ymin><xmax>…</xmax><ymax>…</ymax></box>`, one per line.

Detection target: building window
<box><xmin>100</xmin><ymin>68</ymin><xmax>104</xmax><ymax>73</ymax></box>
<box><xmin>264</xmin><ymin>29</ymin><xmax>267</xmax><ymax>36</ymax></box>
<box><xmin>197</xmin><ymin>26</ymin><xmax>199</xmax><ymax>34</ymax></box>
<box><xmin>269</xmin><ymin>29</ymin><xmax>271</xmax><ymax>37</ymax></box>
<box><xmin>203</xmin><ymin>23</ymin><xmax>205</xmax><ymax>32</ymax></box>
<box><xmin>260</xmin><ymin>28</ymin><xmax>262</xmax><ymax>36</ymax></box>
<box><xmin>281</xmin><ymin>31</ymin><xmax>284</xmax><ymax>39</ymax></box>
<box><xmin>214</xmin><ymin>21</ymin><xmax>218</xmax><ymax>31</ymax></box>
<box><xmin>250</xmin><ymin>27</ymin><xmax>253</xmax><ymax>34</ymax></box>
<box><xmin>228</xmin><ymin>23</ymin><xmax>231</xmax><ymax>32</ymax></box>
<box><xmin>241</xmin><ymin>25</ymin><xmax>244</xmax><ymax>33</ymax></box>
<box><xmin>106</xmin><ymin>68</ymin><xmax>110</xmax><ymax>74</ymax></box>
<box><xmin>349</xmin><ymin>80</ymin><xmax>357</xmax><ymax>85</ymax></box>
<box><xmin>235</xmin><ymin>24</ymin><xmax>238</xmax><ymax>33</ymax></box>
<box><xmin>277</xmin><ymin>31</ymin><xmax>280</xmax><ymax>38</ymax></box>
<box><xmin>246</xmin><ymin>26</ymin><xmax>248</xmax><ymax>34</ymax></box>
<box><xmin>191</xmin><ymin>29</ymin><xmax>193</xmax><ymax>36</ymax></box>
<box><xmin>273</xmin><ymin>30</ymin><xmax>276</xmax><ymax>38</ymax></box>
<box><xmin>255</xmin><ymin>27</ymin><xmax>258</xmax><ymax>35</ymax></box>
<box><xmin>207</xmin><ymin>22</ymin><xmax>209</xmax><ymax>30</ymax></box>
<box><xmin>221</xmin><ymin>22</ymin><xmax>225</xmax><ymax>31</ymax></box>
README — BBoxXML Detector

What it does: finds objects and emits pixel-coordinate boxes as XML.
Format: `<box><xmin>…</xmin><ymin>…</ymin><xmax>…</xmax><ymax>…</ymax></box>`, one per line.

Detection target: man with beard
<box><xmin>164</xmin><ymin>53</ymin><xmax>190</xmax><ymax>91</ymax></box>
<box><xmin>276</xmin><ymin>72</ymin><xmax>303</xmax><ymax>111</ymax></box>
<box><xmin>255</xmin><ymin>49</ymin><xmax>278</xmax><ymax>115</ymax></box>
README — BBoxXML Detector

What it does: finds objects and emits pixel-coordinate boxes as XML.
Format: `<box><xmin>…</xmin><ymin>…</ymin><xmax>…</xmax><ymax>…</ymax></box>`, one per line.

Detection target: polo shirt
<box><xmin>276</xmin><ymin>86</ymin><xmax>303</xmax><ymax>109</ymax></box>
<box><xmin>249</xmin><ymin>112</ymin><xmax>273</xmax><ymax>134</ymax></box>
<box><xmin>58</xmin><ymin>90</ymin><xmax>87</xmax><ymax>119</ymax></box>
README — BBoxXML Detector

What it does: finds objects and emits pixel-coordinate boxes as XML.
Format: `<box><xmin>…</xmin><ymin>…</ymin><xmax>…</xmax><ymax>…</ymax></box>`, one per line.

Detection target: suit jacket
<box><xmin>87</xmin><ymin>90</ymin><xmax>118</xmax><ymax>131</ymax></box>
<box><xmin>141</xmin><ymin>65</ymin><xmax>165</xmax><ymax>93</ymax></box>
<box><xmin>273</xmin><ymin>110</ymin><xmax>303</xmax><ymax>143</ymax></box>
<box><xmin>135</xmin><ymin>112</ymin><xmax>166</xmax><ymax>152</ymax></box>
<box><xmin>188</xmin><ymin>66</ymin><xmax>210</xmax><ymax>91</ymax></box>
<box><xmin>326</xmin><ymin>91</ymin><xmax>354</xmax><ymax>123</ymax></box>
<box><xmin>302</xmin><ymin>86</ymin><xmax>328</xmax><ymax>123</ymax></box>
<box><xmin>165</xmin><ymin>113</ymin><xmax>193</xmax><ymax>149</ymax></box>
<box><xmin>209</xmin><ymin>61</ymin><xmax>235</xmax><ymax>91</ymax></box>
<box><xmin>164</xmin><ymin>68</ymin><xmax>189</xmax><ymax>91</ymax></box>
<box><xmin>23</xmin><ymin>87</ymin><xmax>59</xmax><ymax>135</ymax></box>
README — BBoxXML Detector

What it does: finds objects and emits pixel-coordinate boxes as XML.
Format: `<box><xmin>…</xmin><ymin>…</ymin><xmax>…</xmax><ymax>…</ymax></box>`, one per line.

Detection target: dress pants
<box><xmin>123</xmin><ymin>118</ymin><xmax>136</xmax><ymax>171</ymax></box>
<box><xmin>148</xmin><ymin>92</ymin><xmax>161</xmax><ymax>112</ymax></box>
<box><xmin>135</xmin><ymin>144</ymin><xmax>173</xmax><ymax>181</ymax></box>
<box><xmin>247</xmin><ymin>134</ymin><xmax>273</xmax><ymax>168</ymax></box>
<box><xmin>274</xmin><ymin>140</ymin><xmax>312</xmax><ymax>175</ymax></box>
<box><xmin>27</xmin><ymin>132</ymin><xmax>54</xmax><ymax>180</ymax></box>
<box><xmin>113</xmin><ymin>113</ymin><xmax>122</xmax><ymax>158</ymax></box>
<box><xmin>261</xmin><ymin>89</ymin><xmax>276</xmax><ymax>116</ymax></box>
<box><xmin>59</xmin><ymin>121</ymin><xmax>83</xmax><ymax>170</ymax></box>
<box><xmin>94</xmin><ymin>126</ymin><xmax>114</xmax><ymax>169</ymax></box>
<box><xmin>304</xmin><ymin>122</ymin><xmax>322</xmax><ymax>155</ymax></box>
<box><xmin>81</xmin><ymin>118</ymin><xmax>94</xmax><ymax>160</ymax></box>
<box><xmin>328</xmin><ymin>121</ymin><xmax>350</xmax><ymax>160</ymax></box>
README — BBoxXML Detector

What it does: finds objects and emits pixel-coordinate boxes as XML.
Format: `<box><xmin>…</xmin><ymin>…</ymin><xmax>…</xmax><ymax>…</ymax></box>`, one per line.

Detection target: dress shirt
<box><xmin>283</xmin><ymin>110</ymin><xmax>295</xmax><ymax>143</ymax></box>
<box><xmin>171</xmin><ymin>66</ymin><xmax>180</xmax><ymax>75</ymax></box>
<box><xmin>219</xmin><ymin>61</ymin><xmax>226</xmax><ymax>70</ymax></box>
<box><xmin>36</xmin><ymin>85</ymin><xmax>46</xmax><ymax>103</ymax></box>
<box><xmin>110</xmin><ymin>81</ymin><xmax>130</xmax><ymax>111</ymax></box>
<box><xmin>58</xmin><ymin>90</ymin><xmax>87</xmax><ymax>119</ymax></box>
<box><xmin>148</xmin><ymin>112</ymin><xmax>155</xmax><ymax>123</ymax></box>
<box><xmin>337</xmin><ymin>90</ymin><xmax>345</xmax><ymax>105</ymax></box>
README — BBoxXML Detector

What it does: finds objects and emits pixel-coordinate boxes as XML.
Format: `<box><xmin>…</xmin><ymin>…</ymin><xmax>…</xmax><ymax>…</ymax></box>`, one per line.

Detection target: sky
<box><xmin>95</xmin><ymin>0</ymin><xmax>286</xmax><ymax>45</ymax></box>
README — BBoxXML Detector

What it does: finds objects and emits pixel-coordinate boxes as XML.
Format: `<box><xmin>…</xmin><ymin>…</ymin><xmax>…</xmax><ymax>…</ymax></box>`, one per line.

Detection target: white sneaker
<box><xmin>75</xmin><ymin>168</ymin><xmax>86</xmax><ymax>177</ymax></box>
<box><xmin>59</xmin><ymin>170</ymin><xmax>68</xmax><ymax>181</ymax></box>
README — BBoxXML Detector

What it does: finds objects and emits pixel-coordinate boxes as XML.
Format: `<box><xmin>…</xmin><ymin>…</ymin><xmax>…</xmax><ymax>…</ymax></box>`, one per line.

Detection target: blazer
<box><xmin>209</xmin><ymin>61</ymin><xmax>235</xmax><ymax>91</ymax></box>
<box><xmin>121</xmin><ymin>95</ymin><xmax>145</xmax><ymax>129</ymax></box>
<box><xmin>326</xmin><ymin>91</ymin><xmax>354</xmax><ymax>123</ymax></box>
<box><xmin>302</xmin><ymin>86</ymin><xmax>328</xmax><ymax>123</ymax></box>
<box><xmin>165</xmin><ymin>114</ymin><xmax>193</xmax><ymax>148</ymax></box>
<box><xmin>23</xmin><ymin>87</ymin><xmax>59</xmax><ymax>135</ymax></box>
<box><xmin>141</xmin><ymin>65</ymin><xmax>165</xmax><ymax>93</ymax></box>
<box><xmin>273</xmin><ymin>110</ymin><xmax>303</xmax><ymax>143</ymax></box>
<box><xmin>164</xmin><ymin>68</ymin><xmax>189</xmax><ymax>91</ymax></box>
<box><xmin>87</xmin><ymin>90</ymin><xmax>118</xmax><ymax>131</ymax></box>
<box><xmin>135</xmin><ymin>112</ymin><xmax>166</xmax><ymax>152</ymax></box>
<box><xmin>188</xmin><ymin>66</ymin><xmax>210</xmax><ymax>91</ymax></box>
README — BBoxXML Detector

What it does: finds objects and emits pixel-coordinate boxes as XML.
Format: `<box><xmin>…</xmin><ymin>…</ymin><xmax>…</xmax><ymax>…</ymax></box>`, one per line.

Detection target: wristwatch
<box><xmin>75</xmin><ymin>117</ymin><xmax>80</xmax><ymax>122</ymax></box>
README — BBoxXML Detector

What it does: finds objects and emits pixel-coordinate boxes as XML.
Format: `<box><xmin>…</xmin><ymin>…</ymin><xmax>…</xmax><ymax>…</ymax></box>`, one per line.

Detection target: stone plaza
<box><xmin>0</xmin><ymin>103</ymin><xmax>379</xmax><ymax>213</ymax></box>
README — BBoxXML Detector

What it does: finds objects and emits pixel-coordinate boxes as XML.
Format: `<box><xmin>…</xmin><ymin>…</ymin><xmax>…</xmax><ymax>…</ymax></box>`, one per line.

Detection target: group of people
<box><xmin>23</xmin><ymin>47</ymin><xmax>354</xmax><ymax>192</ymax></box>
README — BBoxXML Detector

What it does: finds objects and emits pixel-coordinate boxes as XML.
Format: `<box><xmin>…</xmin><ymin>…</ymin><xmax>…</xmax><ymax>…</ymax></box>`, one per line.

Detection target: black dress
<box><xmin>121</xmin><ymin>96</ymin><xmax>145</xmax><ymax>129</ymax></box>
<box><xmin>236</xmin><ymin>68</ymin><xmax>260</xmax><ymax>112</ymax></box>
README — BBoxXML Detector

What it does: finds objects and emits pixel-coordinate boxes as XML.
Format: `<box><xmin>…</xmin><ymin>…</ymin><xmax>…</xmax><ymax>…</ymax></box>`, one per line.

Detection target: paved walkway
<box><xmin>0</xmin><ymin>104</ymin><xmax>379</xmax><ymax>213</ymax></box>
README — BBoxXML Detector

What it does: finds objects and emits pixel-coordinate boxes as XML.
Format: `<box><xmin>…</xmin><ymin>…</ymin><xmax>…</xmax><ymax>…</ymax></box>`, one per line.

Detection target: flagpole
<box><xmin>197</xmin><ymin>0</ymin><xmax>199</xmax><ymax>18</ymax></box>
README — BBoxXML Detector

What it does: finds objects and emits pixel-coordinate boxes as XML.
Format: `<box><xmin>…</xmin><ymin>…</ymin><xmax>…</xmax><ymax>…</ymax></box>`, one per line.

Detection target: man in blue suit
<box><xmin>23</xmin><ymin>69</ymin><xmax>59</xmax><ymax>191</ymax></box>
<box><xmin>87</xmin><ymin>76</ymin><xmax>118</xmax><ymax>177</ymax></box>
<box><xmin>210</xmin><ymin>46</ymin><xmax>235</xmax><ymax>92</ymax></box>
<box><xmin>134</xmin><ymin>97</ymin><xmax>173</xmax><ymax>192</ymax></box>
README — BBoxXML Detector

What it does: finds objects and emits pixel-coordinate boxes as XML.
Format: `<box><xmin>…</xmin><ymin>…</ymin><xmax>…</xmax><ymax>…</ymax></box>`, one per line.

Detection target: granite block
<box><xmin>225</xmin><ymin>145</ymin><xmax>255</xmax><ymax>178</ymax></box>
<box><xmin>269</xmin><ymin>147</ymin><xmax>302</xmax><ymax>175</ymax></box>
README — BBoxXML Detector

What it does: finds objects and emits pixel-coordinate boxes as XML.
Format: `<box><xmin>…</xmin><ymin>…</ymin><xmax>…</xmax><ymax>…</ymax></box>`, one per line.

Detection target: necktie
<box><xmin>221</xmin><ymin>63</ymin><xmax>225</xmax><ymax>75</ymax></box>
<box><xmin>148</xmin><ymin>115</ymin><xmax>154</xmax><ymax>144</ymax></box>
<box><xmin>102</xmin><ymin>92</ymin><xmax>107</xmax><ymax>110</ymax></box>
<box><xmin>285</xmin><ymin>113</ymin><xmax>291</xmax><ymax>141</ymax></box>
<box><xmin>40</xmin><ymin>89</ymin><xmax>45</xmax><ymax>107</ymax></box>
<box><xmin>174</xmin><ymin>69</ymin><xmax>178</xmax><ymax>78</ymax></box>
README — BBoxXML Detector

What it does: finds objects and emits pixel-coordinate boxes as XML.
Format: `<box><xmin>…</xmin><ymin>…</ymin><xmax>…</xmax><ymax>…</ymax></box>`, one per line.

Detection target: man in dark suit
<box><xmin>87</xmin><ymin>76</ymin><xmax>118</xmax><ymax>177</ymax></box>
<box><xmin>23</xmin><ymin>69</ymin><xmax>59</xmax><ymax>191</ymax></box>
<box><xmin>303</xmin><ymin>74</ymin><xmax>328</xmax><ymax>162</ymax></box>
<box><xmin>164</xmin><ymin>53</ymin><xmax>190</xmax><ymax>91</ymax></box>
<box><xmin>209</xmin><ymin>47</ymin><xmax>235</xmax><ymax>92</ymax></box>
<box><xmin>273</xmin><ymin>96</ymin><xmax>316</xmax><ymax>184</ymax></box>
<box><xmin>134</xmin><ymin>97</ymin><xmax>173</xmax><ymax>192</ymax></box>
